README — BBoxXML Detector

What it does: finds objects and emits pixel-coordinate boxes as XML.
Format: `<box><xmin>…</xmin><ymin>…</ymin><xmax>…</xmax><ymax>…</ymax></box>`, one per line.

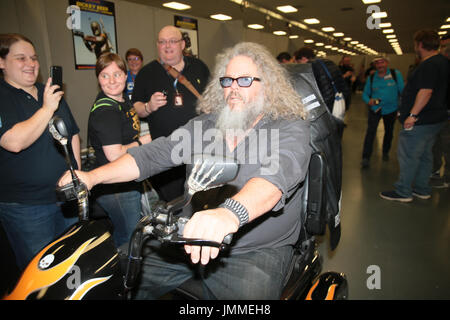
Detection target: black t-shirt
<box><xmin>88</xmin><ymin>92</ymin><xmax>140</xmax><ymax>167</ymax></box>
<box><xmin>132</xmin><ymin>56</ymin><xmax>210</xmax><ymax>138</ymax></box>
<box><xmin>0</xmin><ymin>79</ymin><xmax>80</xmax><ymax>204</ymax></box>
<box><xmin>399</xmin><ymin>54</ymin><xmax>449</xmax><ymax>124</ymax></box>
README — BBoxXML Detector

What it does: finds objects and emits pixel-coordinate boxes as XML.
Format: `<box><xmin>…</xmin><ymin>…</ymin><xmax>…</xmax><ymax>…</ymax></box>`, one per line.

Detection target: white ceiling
<box><xmin>125</xmin><ymin>0</ymin><xmax>450</xmax><ymax>54</ymax></box>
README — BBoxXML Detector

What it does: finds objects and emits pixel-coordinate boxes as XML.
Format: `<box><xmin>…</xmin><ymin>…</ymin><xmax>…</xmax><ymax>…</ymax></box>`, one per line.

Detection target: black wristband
<box><xmin>408</xmin><ymin>113</ymin><xmax>418</xmax><ymax>119</ymax></box>
<box><xmin>219</xmin><ymin>198</ymin><xmax>249</xmax><ymax>228</ymax></box>
<box><xmin>135</xmin><ymin>138</ymin><xmax>142</xmax><ymax>146</ymax></box>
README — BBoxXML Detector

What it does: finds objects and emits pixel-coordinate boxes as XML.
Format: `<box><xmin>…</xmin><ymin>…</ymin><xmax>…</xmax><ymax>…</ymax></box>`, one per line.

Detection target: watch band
<box><xmin>135</xmin><ymin>138</ymin><xmax>142</xmax><ymax>146</ymax></box>
<box><xmin>409</xmin><ymin>113</ymin><xmax>418</xmax><ymax>119</ymax></box>
<box><xmin>219</xmin><ymin>198</ymin><xmax>249</xmax><ymax>228</ymax></box>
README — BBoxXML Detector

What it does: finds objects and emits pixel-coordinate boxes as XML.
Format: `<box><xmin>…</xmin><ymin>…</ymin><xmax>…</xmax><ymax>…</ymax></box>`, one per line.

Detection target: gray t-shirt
<box><xmin>128</xmin><ymin>112</ymin><xmax>311</xmax><ymax>254</ymax></box>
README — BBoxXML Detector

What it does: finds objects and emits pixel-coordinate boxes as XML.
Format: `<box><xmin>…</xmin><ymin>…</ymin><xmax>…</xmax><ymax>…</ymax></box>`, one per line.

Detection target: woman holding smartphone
<box><xmin>88</xmin><ymin>52</ymin><xmax>151</xmax><ymax>247</ymax></box>
<box><xmin>0</xmin><ymin>33</ymin><xmax>81</xmax><ymax>270</ymax></box>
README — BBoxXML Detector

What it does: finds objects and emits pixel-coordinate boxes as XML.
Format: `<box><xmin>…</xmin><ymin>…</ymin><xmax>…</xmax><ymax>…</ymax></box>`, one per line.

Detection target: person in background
<box><xmin>0</xmin><ymin>33</ymin><xmax>81</xmax><ymax>269</ymax></box>
<box><xmin>361</xmin><ymin>55</ymin><xmax>404</xmax><ymax>168</ymax></box>
<box><xmin>339</xmin><ymin>55</ymin><xmax>356</xmax><ymax>109</ymax></box>
<box><xmin>132</xmin><ymin>25</ymin><xmax>210</xmax><ymax>203</ymax></box>
<box><xmin>88</xmin><ymin>52</ymin><xmax>151</xmax><ymax>246</ymax></box>
<box><xmin>276</xmin><ymin>51</ymin><xmax>292</xmax><ymax>64</ymax></box>
<box><xmin>380</xmin><ymin>29</ymin><xmax>449</xmax><ymax>202</ymax></box>
<box><xmin>124</xmin><ymin>48</ymin><xmax>143</xmax><ymax>100</ymax></box>
<box><xmin>430</xmin><ymin>34</ymin><xmax>450</xmax><ymax>188</ymax></box>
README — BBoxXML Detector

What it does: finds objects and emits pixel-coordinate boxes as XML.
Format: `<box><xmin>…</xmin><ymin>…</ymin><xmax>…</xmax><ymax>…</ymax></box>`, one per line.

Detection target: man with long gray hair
<box><xmin>58</xmin><ymin>42</ymin><xmax>311</xmax><ymax>299</ymax></box>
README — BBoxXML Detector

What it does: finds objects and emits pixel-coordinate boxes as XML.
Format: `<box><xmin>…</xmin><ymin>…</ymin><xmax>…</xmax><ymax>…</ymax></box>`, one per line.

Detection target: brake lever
<box><xmin>167</xmin><ymin>234</ymin><xmax>233</xmax><ymax>251</ymax></box>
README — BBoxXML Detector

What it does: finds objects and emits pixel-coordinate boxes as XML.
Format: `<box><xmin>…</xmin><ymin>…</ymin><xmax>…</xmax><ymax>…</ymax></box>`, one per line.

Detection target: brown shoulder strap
<box><xmin>160</xmin><ymin>61</ymin><xmax>202</xmax><ymax>99</ymax></box>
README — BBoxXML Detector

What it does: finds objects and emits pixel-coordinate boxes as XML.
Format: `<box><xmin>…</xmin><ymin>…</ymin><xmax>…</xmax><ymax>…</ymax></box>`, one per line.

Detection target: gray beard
<box><xmin>215</xmin><ymin>91</ymin><xmax>265</xmax><ymax>138</ymax></box>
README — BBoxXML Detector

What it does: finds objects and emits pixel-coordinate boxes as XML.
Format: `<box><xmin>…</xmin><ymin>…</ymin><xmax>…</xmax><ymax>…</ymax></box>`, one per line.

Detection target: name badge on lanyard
<box><xmin>173</xmin><ymin>78</ymin><xmax>183</xmax><ymax>107</ymax></box>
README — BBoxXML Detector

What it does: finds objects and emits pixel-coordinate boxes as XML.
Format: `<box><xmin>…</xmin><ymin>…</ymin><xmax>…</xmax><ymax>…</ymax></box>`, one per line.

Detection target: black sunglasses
<box><xmin>219</xmin><ymin>76</ymin><xmax>261</xmax><ymax>88</ymax></box>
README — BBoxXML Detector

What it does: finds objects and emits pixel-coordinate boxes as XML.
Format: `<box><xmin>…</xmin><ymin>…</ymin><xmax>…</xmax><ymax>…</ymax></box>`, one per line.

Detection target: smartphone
<box><xmin>50</xmin><ymin>66</ymin><xmax>63</xmax><ymax>92</ymax></box>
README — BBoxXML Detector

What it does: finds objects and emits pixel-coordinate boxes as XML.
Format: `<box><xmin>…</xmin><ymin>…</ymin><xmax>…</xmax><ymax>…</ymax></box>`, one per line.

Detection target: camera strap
<box><xmin>159</xmin><ymin>59</ymin><xmax>202</xmax><ymax>99</ymax></box>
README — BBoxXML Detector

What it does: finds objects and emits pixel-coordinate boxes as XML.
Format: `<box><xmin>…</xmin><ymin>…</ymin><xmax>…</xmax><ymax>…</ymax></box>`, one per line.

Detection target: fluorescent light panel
<box><xmin>333</xmin><ymin>32</ymin><xmax>344</xmax><ymax>37</ymax></box>
<box><xmin>304</xmin><ymin>18</ymin><xmax>320</xmax><ymax>24</ymax></box>
<box><xmin>441</xmin><ymin>25</ymin><xmax>450</xmax><ymax>29</ymax></box>
<box><xmin>304</xmin><ymin>39</ymin><xmax>314</xmax><ymax>43</ymax></box>
<box><xmin>322</xmin><ymin>27</ymin><xmax>335</xmax><ymax>32</ymax></box>
<box><xmin>383</xmin><ymin>29</ymin><xmax>394</xmax><ymax>33</ymax></box>
<box><xmin>276</xmin><ymin>5</ymin><xmax>298</xmax><ymax>13</ymax></box>
<box><xmin>210</xmin><ymin>14</ymin><xmax>232</xmax><ymax>21</ymax></box>
<box><xmin>362</xmin><ymin>0</ymin><xmax>381</xmax><ymax>3</ymax></box>
<box><xmin>273</xmin><ymin>31</ymin><xmax>287</xmax><ymax>36</ymax></box>
<box><xmin>162</xmin><ymin>2</ymin><xmax>191</xmax><ymax>10</ymax></box>
<box><xmin>379</xmin><ymin>22</ymin><xmax>392</xmax><ymax>28</ymax></box>
<box><xmin>372</xmin><ymin>12</ymin><xmax>387</xmax><ymax>18</ymax></box>
<box><xmin>248</xmin><ymin>24</ymin><xmax>264</xmax><ymax>29</ymax></box>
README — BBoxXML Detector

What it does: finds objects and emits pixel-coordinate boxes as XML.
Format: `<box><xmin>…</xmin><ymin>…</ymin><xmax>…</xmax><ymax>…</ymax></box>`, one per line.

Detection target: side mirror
<box><xmin>49</xmin><ymin>116</ymin><xmax>69</xmax><ymax>145</ymax></box>
<box><xmin>186</xmin><ymin>154</ymin><xmax>239</xmax><ymax>195</ymax></box>
<box><xmin>164</xmin><ymin>154</ymin><xmax>239</xmax><ymax>223</ymax></box>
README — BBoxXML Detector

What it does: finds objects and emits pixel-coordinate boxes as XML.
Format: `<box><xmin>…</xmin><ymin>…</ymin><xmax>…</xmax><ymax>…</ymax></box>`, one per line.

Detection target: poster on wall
<box><xmin>174</xmin><ymin>15</ymin><xmax>199</xmax><ymax>58</ymax></box>
<box><xmin>69</xmin><ymin>0</ymin><xmax>118</xmax><ymax>69</ymax></box>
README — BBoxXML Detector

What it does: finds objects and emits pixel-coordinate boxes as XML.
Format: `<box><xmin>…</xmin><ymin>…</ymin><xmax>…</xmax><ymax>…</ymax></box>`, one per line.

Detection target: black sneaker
<box><xmin>412</xmin><ymin>191</ymin><xmax>431</xmax><ymax>200</ymax></box>
<box><xmin>379</xmin><ymin>190</ymin><xmax>413</xmax><ymax>202</ymax></box>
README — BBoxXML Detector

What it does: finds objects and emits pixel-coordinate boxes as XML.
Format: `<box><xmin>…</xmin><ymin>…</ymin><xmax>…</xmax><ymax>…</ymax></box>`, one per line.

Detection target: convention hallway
<box><xmin>317</xmin><ymin>92</ymin><xmax>450</xmax><ymax>299</ymax></box>
<box><xmin>0</xmin><ymin>93</ymin><xmax>448</xmax><ymax>300</ymax></box>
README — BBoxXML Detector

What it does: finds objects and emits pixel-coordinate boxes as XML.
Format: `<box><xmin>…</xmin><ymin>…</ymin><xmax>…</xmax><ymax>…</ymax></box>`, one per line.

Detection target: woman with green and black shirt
<box><xmin>88</xmin><ymin>53</ymin><xmax>151</xmax><ymax>246</ymax></box>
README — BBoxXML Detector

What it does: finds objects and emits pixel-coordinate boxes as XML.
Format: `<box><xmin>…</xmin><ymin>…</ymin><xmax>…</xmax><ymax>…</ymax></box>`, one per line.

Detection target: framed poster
<box><xmin>174</xmin><ymin>15</ymin><xmax>199</xmax><ymax>58</ymax></box>
<box><xmin>69</xmin><ymin>0</ymin><xmax>118</xmax><ymax>69</ymax></box>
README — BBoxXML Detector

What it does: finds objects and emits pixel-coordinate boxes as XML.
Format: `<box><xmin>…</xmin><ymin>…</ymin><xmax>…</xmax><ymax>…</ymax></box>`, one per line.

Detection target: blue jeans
<box><xmin>133</xmin><ymin>241</ymin><xmax>293</xmax><ymax>300</ymax></box>
<box><xmin>0</xmin><ymin>202</ymin><xmax>78</xmax><ymax>270</ymax></box>
<box><xmin>96</xmin><ymin>189</ymin><xmax>142</xmax><ymax>247</ymax></box>
<box><xmin>394</xmin><ymin>122</ymin><xmax>445</xmax><ymax>197</ymax></box>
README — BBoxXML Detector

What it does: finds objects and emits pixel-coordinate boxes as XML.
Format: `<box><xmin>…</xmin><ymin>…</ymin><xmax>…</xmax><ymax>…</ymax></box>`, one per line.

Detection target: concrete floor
<box><xmin>317</xmin><ymin>92</ymin><xmax>450</xmax><ymax>299</ymax></box>
<box><xmin>1</xmin><ymin>92</ymin><xmax>449</xmax><ymax>299</ymax></box>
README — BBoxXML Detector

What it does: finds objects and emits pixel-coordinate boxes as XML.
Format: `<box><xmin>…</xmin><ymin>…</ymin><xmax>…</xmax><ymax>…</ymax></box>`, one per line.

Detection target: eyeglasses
<box><xmin>127</xmin><ymin>57</ymin><xmax>141</xmax><ymax>61</ymax></box>
<box><xmin>219</xmin><ymin>76</ymin><xmax>261</xmax><ymax>88</ymax></box>
<box><xmin>99</xmin><ymin>71</ymin><xmax>125</xmax><ymax>80</ymax></box>
<box><xmin>157</xmin><ymin>39</ymin><xmax>183</xmax><ymax>46</ymax></box>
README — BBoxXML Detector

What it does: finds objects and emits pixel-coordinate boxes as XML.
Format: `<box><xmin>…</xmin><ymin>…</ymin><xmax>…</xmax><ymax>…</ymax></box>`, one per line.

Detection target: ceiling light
<box><xmin>379</xmin><ymin>22</ymin><xmax>392</xmax><ymax>28</ymax></box>
<box><xmin>441</xmin><ymin>25</ymin><xmax>450</xmax><ymax>29</ymax></box>
<box><xmin>304</xmin><ymin>18</ymin><xmax>320</xmax><ymax>24</ymax></box>
<box><xmin>276</xmin><ymin>5</ymin><xmax>298</xmax><ymax>13</ymax></box>
<box><xmin>389</xmin><ymin>39</ymin><xmax>398</xmax><ymax>43</ymax></box>
<box><xmin>325</xmin><ymin>45</ymin><xmax>332</xmax><ymax>49</ymax></box>
<box><xmin>289</xmin><ymin>35</ymin><xmax>299</xmax><ymax>39</ymax></box>
<box><xmin>162</xmin><ymin>2</ymin><xmax>191</xmax><ymax>10</ymax></box>
<box><xmin>447</xmin><ymin>17</ymin><xmax>450</xmax><ymax>22</ymax></box>
<box><xmin>343</xmin><ymin>37</ymin><xmax>352</xmax><ymax>41</ymax></box>
<box><xmin>438</xmin><ymin>31</ymin><xmax>448</xmax><ymax>35</ymax></box>
<box><xmin>315</xmin><ymin>43</ymin><xmax>324</xmax><ymax>46</ymax></box>
<box><xmin>247</xmin><ymin>24</ymin><xmax>264</xmax><ymax>29</ymax></box>
<box><xmin>372</xmin><ymin>12</ymin><xmax>387</xmax><ymax>19</ymax></box>
<box><xmin>321</xmin><ymin>27</ymin><xmax>335</xmax><ymax>32</ymax></box>
<box><xmin>304</xmin><ymin>39</ymin><xmax>314</xmax><ymax>43</ymax></box>
<box><xmin>273</xmin><ymin>31</ymin><xmax>287</xmax><ymax>36</ymax></box>
<box><xmin>382</xmin><ymin>29</ymin><xmax>394</xmax><ymax>34</ymax></box>
<box><xmin>210</xmin><ymin>14</ymin><xmax>232</xmax><ymax>21</ymax></box>
<box><xmin>386</xmin><ymin>34</ymin><xmax>396</xmax><ymax>38</ymax></box>
<box><xmin>362</xmin><ymin>0</ymin><xmax>381</xmax><ymax>4</ymax></box>
<box><xmin>333</xmin><ymin>32</ymin><xmax>344</xmax><ymax>37</ymax></box>
<box><xmin>350</xmin><ymin>41</ymin><xmax>359</xmax><ymax>44</ymax></box>
<box><xmin>331</xmin><ymin>47</ymin><xmax>338</xmax><ymax>50</ymax></box>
